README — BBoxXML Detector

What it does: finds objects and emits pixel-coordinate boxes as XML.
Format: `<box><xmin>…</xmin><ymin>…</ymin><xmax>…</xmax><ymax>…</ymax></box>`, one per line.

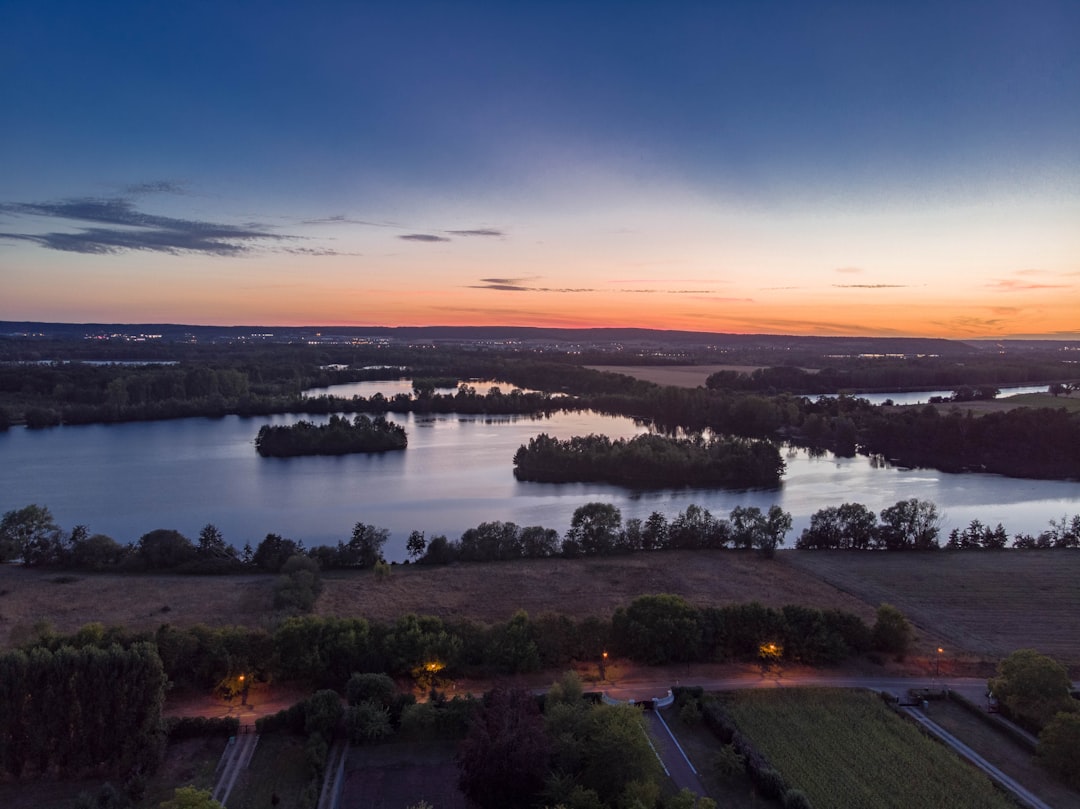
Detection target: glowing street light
<box><xmin>600</xmin><ymin>651</ymin><xmax>608</xmax><ymax>681</ymax></box>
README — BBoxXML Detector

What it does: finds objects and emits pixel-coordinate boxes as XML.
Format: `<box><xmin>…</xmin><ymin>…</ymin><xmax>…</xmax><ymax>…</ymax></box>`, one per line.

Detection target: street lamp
<box><xmin>935</xmin><ymin>648</ymin><xmax>943</xmax><ymax>680</ymax></box>
<box><xmin>239</xmin><ymin>674</ymin><xmax>247</xmax><ymax>706</ymax></box>
<box><xmin>600</xmin><ymin>651</ymin><xmax>608</xmax><ymax>681</ymax></box>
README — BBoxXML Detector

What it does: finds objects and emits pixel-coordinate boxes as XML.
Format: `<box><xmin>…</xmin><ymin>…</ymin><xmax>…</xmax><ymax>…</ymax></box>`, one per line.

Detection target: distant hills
<box><xmin>2</xmin><ymin>321</ymin><xmax>1076</xmax><ymax>357</ymax></box>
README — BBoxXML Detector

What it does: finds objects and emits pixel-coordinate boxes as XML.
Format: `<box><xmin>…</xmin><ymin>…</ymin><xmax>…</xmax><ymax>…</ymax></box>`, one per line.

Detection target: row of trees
<box><xmin>412</xmin><ymin>502</ymin><xmax>794</xmax><ymax>564</ymax></box>
<box><xmin>512</xmin><ymin>432</ymin><xmax>785</xmax><ymax>488</ymax></box>
<box><xmin>705</xmin><ymin>358</ymin><xmax>1075</xmax><ymax>396</ymax></box>
<box><xmin>0</xmin><ymin>505</ymin><xmax>390</xmax><ymax>573</ymax></box>
<box><xmin>0</xmin><ymin>643</ymin><xmax>166</xmax><ymax>779</ymax></box>
<box><xmin>6</xmin><ymin>500</ymin><xmax>1077</xmax><ymax>574</ymax></box>
<box><xmin>795</xmin><ymin>499</ymin><xmax>1080</xmax><ymax>551</ymax></box>
<box><xmin>254</xmin><ymin>414</ymin><xmax>407</xmax><ymax>457</ymax></box>
<box><xmin>22</xmin><ymin>598</ymin><xmax>891</xmax><ymax>695</ymax></box>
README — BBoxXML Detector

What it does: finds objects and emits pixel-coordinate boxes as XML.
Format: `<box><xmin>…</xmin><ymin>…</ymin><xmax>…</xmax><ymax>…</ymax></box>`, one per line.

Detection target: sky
<box><xmin>2</xmin><ymin>1</ymin><xmax>1078</xmax><ymax>338</ymax></box>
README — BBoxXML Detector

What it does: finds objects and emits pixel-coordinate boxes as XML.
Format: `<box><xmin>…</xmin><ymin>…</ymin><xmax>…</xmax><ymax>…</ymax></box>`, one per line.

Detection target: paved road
<box><xmin>644</xmin><ymin>709</ymin><xmax>708</xmax><ymax>797</ymax></box>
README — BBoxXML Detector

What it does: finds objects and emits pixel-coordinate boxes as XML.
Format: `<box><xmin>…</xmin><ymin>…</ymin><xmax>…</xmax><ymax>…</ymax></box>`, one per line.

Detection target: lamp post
<box><xmin>600</xmin><ymin>651</ymin><xmax>608</xmax><ymax>682</ymax></box>
<box><xmin>239</xmin><ymin>674</ymin><xmax>247</xmax><ymax>706</ymax></box>
<box><xmin>935</xmin><ymin>648</ymin><xmax>943</xmax><ymax>680</ymax></box>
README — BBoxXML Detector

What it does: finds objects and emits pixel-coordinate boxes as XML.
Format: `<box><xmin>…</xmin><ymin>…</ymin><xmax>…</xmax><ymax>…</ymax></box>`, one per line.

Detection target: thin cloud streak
<box><xmin>0</xmin><ymin>196</ymin><xmax>286</xmax><ymax>256</ymax></box>
<box><xmin>446</xmin><ymin>228</ymin><xmax>504</xmax><ymax>237</ymax></box>
<box><xmin>399</xmin><ymin>233</ymin><xmax>451</xmax><ymax>242</ymax></box>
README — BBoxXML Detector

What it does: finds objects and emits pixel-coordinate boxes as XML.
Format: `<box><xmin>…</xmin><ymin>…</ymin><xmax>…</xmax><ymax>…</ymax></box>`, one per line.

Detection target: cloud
<box><xmin>446</xmin><ymin>228</ymin><xmax>503</xmax><ymax>237</ymax></box>
<box><xmin>0</xmin><ymin>196</ymin><xmax>287</xmax><ymax>256</ymax></box>
<box><xmin>300</xmin><ymin>215</ymin><xmax>399</xmax><ymax>228</ymax></box>
<box><xmin>834</xmin><ymin>266</ymin><xmax>864</xmax><ymax>274</ymax></box>
<box><xmin>831</xmin><ymin>284</ymin><xmax>911</xmax><ymax>289</ymax></box>
<box><xmin>985</xmin><ymin>279</ymin><xmax>1071</xmax><ymax>291</ymax></box>
<box><xmin>469</xmin><ymin>277</ymin><xmax>722</xmax><ymax>294</ymax></box>
<box><xmin>283</xmin><ymin>247</ymin><xmax>359</xmax><ymax>257</ymax></box>
<box><xmin>124</xmin><ymin>180</ymin><xmax>187</xmax><ymax>196</ymax></box>
<box><xmin>931</xmin><ymin>316</ymin><xmax>1013</xmax><ymax>335</ymax></box>
<box><xmin>399</xmin><ymin>233</ymin><xmax>451</xmax><ymax>242</ymax></box>
<box><xmin>714</xmin><ymin>313</ymin><xmax>911</xmax><ymax>337</ymax></box>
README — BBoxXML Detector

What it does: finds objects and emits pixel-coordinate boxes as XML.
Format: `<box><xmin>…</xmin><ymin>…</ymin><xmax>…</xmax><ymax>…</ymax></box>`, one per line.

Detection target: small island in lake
<box><xmin>513</xmin><ymin>432</ymin><xmax>784</xmax><ymax>488</ymax></box>
<box><xmin>255</xmin><ymin>414</ymin><xmax>407</xmax><ymax>457</ymax></box>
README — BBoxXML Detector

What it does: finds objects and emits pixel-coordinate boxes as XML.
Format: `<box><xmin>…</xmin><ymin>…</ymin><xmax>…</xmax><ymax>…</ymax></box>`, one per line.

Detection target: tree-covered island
<box><xmin>255</xmin><ymin>414</ymin><xmax>407</xmax><ymax>457</ymax></box>
<box><xmin>513</xmin><ymin>432</ymin><xmax>785</xmax><ymax>488</ymax></box>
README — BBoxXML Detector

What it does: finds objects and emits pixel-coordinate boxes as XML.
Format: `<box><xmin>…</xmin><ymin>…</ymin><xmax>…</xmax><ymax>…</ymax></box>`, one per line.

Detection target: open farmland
<box><xmin>314</xmin><ymin>551</ymin><xmax>878</xmax><ymax>625</ymax></box>
<box><xmin>786</xmin><ymin>550</ymin><xmax>1080</xmax><ymax>665</ymax></box>
<box><xmin>721</xmin><ymin>688</ymin><xmax>1014</xmax><ymax>809</ymax></box>
<box><xmin>585</xmin><ymin>364</ymin><xmax>771</xmax><ymax>388</ymax></box>
<box><xmin>4</xmin><ymin>550</ymin><xmax>1078</xmax><ymax>668</ymax></box>
<box><xmin>0</xmin><ymin>552</ymin><xmax>874</xmax><ymax>647</ymax></box>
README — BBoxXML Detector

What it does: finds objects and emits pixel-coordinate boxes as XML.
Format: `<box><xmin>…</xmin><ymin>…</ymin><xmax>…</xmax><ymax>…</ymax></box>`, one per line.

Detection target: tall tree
<box><xmin>989</xmin><ymin>649</ymin><xmax>1075</xmax><ymax>730</ymax></box>
<box><xmin>458</xmin><ymin>687</ymin><xmax>550</xmax><ymax>809</ymax></box>
<box><xmin>0</xmin><ymin>504</ymin><xmax>63</xmax><ymax>565</ymax></box>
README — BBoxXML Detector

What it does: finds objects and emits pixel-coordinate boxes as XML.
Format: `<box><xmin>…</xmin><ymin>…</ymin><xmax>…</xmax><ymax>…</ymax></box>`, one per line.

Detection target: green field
<box><xmin>721</xmin><ymin>688</ymin><xmax>1014</xmax><ymax>809</ymax></box>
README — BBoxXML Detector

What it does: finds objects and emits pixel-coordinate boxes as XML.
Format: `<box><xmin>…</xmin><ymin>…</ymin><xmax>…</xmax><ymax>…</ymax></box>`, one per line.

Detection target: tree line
<box><xmin>795</xmin><ymin>499</ymin><xmax>1080</xmax><ymax>550</ymax></box>
<box><xmin>705</xmin><ymin>357</ymin><xmax>1075</xmax><ymax>395</ymax></box>
<box><xmin>254</xmin><ymin>414</ymin><xmax>407</xmax><ymax>457</ymax></box>
<box><xmin>4</xmin><ymin>500</ymin><xmax>1078</xmax><ymax>575</ymax></box>
<box><xmin>512</xmin><ymin>432</ymin><xmax>785</xmax><ymax>488</ymax></box>
<box><xmin>18</xmin><ymin>595</ymin><xmax>903</xmax><ymax>696</ymax></box>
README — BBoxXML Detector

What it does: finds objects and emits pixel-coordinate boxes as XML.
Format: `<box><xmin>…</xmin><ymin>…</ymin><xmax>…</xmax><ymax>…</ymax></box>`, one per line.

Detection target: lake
<box><xmin>1</xmin><ymin>380</ymin><xmax>1076</xmax><ymax>561</ymax></box>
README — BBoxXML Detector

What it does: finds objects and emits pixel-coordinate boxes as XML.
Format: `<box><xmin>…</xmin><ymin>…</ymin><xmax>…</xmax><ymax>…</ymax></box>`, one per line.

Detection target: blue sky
<box><xmin>2</xmin><ymin>1</ymin><xmax>1078</xmax><ymax>336</ymax></box>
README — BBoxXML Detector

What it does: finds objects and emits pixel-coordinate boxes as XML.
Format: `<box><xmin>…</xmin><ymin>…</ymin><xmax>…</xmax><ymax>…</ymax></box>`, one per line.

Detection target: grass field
<box><xmin>585</xmin><ymin>365</ymin><xmax>773</xmax><ymax>388</ymax></box>
<box><xmin>721</xmin><ymin>688</ymin><xmax>1014</xmax><ymax>809</ymax></box>
<box><xmin>0</xmin><ymin>551</ymin><xmax>877</xmax><ymax>646</ymax></box>
<box><xmin>785</xmin><ymin>550</ymin><xmax>1080</xmax><ymax>666</ymax></box>
<box><xmin>659</xmin><ymin>705</ymin><xmax>774</xmax><ymax>808</ymax></box>
<box><xmin>927</xmin><ymin>698</ymin><xmax>1080</xmax><ymax>809</ymax></box>
<box><xmin>225</xmin><ymin>733</ymin><xmax>310</xmax><ymax>809</ymax></box>
<box><xmin>341</xmin><ymin>740</ymin><xmax>470</xmax><ymax>809</ymax></box>
<box><xmin>928</xmin><ymin>391</ymin><xmax>1080</xmax><ymax>415</ymax></box>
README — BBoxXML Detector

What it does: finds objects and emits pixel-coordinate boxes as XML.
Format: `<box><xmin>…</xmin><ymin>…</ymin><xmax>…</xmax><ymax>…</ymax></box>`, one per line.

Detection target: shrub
<box><xmin>165</xmin><ymin>715</ymin><xmax>240</xmax><ymax>740</ymax></box>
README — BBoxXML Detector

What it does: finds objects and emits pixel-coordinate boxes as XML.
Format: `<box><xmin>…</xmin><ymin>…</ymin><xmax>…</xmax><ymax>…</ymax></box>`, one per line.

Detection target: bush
<box><xmin>784</xmin><ymin>788</ymin><xmax>814</xmax><ymax>809</ymax></box>
<box><xmin>1038</xmin><ymin>710</ymin><xmax>1080</xmax><ymax>788</ymax></box>
<box><xmin>346</xmin><ymin>672</ymin><xmax>397</xmax><ymax>707</ymax></box>
<box><xmin>871</xmin><ymin>603</ymin><xmax>912</xmax><ymax>658</ymax></box>
<box><xmin>754</xmin><ymin>767</ymin><xmax>788</xmax><ymax>801</ymax></box>
<box><xmin>345</xmin><ymin>700</ymin><xmax>393</xmax><ymax>744</ymax></box>
<box><xmin>712</xmin><ymin>744</ymin><xmax>745</xmax><ymax>779</ymax></box>
<box><xmin>165</xmin><ymin>715</ymin><xmax>240</xmax><ymax>740</ymax></box>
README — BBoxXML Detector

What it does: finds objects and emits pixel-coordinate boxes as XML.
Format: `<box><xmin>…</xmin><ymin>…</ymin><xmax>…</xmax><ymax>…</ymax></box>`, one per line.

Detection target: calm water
<box><xmin>819</xmin><ymin>384</ymin><xmax>1051</xmax><ymax>406</ymax></box>
<box><xmin>1</xmin><ymin>380</ymin><xmax>1076</xmax><ymax>561</ymax></box>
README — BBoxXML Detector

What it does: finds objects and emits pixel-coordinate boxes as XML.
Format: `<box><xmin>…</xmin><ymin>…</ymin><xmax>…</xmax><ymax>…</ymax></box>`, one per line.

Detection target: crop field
<box><xmin>785</xmin><ymin>550</ymin><xmax>1080</xmax><ymax>665</ymax></box>
<box><xmin>721</xmin><ymin>688</ymin><xmax>1014</xmax><ymax>809</ymax></box>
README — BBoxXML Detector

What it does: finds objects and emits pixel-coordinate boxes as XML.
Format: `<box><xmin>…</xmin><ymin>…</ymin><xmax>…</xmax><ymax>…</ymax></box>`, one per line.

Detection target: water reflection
<box><xmin>0</xmin><ymin>382</ymin><xmax>1075</xmax><ymax>561</ymax></box>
